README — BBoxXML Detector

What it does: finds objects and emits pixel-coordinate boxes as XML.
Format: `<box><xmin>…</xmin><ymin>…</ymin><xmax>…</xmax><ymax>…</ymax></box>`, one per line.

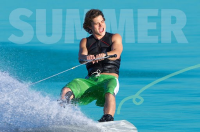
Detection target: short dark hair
<box><xmin>83</xmin><ymin>9</ymin><xmax>105</xmax><ymax>34</ymax></box>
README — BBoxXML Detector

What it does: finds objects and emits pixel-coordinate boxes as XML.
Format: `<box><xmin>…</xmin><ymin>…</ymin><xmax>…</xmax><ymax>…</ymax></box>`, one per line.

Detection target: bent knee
<box><xmin>61</xmin><ymin>87</ymin><xmax>74</xmax><ymax>99</ymax></box>
<box><xmin>62</xmin><ymin>87</ymin><xmax>72</xmax><ymax>93</ymax></box>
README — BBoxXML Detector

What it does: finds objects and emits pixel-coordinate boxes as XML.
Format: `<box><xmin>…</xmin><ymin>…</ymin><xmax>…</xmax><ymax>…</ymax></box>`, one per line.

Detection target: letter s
<box><xmin>8</xmin><ymin>8</ymin><xmax>34</xmax><ymax>44</ymax></box>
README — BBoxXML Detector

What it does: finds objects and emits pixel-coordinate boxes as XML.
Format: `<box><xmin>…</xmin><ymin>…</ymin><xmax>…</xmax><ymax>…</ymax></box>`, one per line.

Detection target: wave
<box><xmin>0</xmin><ymin>71</ymin><xmax>99</xmax><ymax>131</ymax></box>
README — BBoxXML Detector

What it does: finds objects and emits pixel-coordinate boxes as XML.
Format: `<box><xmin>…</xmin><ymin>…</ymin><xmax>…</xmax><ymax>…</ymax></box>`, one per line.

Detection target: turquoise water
<box><xmin>0</xmin><ymin>0</ymin><xmax>200</xmax><ymax>131</ymax></box>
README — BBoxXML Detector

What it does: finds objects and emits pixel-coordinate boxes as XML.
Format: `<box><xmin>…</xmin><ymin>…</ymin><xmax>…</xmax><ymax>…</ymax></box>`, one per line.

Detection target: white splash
<box><xmin>0</xmin><ymin>71</ymin><xmax>101</xmax><ymax>131</ymax></box>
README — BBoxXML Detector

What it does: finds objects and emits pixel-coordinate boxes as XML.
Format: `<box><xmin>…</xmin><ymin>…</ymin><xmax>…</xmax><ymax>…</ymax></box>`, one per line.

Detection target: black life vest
<box><xmin>86</xmin><ymin>32</ymin><xmax>121</xmax><ymax>76</ymax></box>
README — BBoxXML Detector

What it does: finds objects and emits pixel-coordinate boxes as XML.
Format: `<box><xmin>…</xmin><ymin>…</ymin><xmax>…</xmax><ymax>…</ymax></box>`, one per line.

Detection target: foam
<box><xmin>0</xmin><ymin>71</ymin><xmax>100</xmax><ymax>131</ymax></box>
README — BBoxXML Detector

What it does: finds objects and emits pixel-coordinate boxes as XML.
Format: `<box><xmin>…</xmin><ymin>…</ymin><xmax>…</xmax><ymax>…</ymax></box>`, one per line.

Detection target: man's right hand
<box><xmin>86</xmin><ymin>55</ymin><xmax>96</xmax><ymax>64</ymax></box>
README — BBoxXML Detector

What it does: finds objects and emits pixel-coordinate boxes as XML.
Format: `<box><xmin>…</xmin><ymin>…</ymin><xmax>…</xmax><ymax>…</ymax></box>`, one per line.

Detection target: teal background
<box><xmin>0</xmin><ymin>0</ymin><xmax>200</xmax><ymax>131</ymax></box>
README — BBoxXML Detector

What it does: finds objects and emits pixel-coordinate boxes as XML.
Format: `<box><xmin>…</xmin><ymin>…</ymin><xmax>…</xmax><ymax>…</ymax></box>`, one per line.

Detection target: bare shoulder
<box><xmin>112</xmin><ymin>33</ymin><xmax>122</xmax><ymax>38</ymax></box>
<box><xmin>112</xmin><ymin>33</ymin><xmax>122</xmax><ymax>42</ymax></box>
<box><xmin>79</xmin><ymin>38</ymin><xmax>87</xmax><ymax>47</ymax></box>
<box><xmin>80</xmin><ymin>38</ymin><xmax>87</xmax><ymax>44</ymax></box>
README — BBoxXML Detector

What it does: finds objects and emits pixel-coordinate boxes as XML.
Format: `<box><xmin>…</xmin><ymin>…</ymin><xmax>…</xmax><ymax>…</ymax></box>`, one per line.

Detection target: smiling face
<box><xmin>90</xmin><ymin>15</ymin><xmax>106</xmax><ymax>39</ymax></box>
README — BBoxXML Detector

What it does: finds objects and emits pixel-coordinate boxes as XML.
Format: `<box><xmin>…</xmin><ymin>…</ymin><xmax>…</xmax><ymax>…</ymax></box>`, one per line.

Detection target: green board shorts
<box><xmin>64</xmin><ymin>74</ymin><xmax>119</xmax><ymax>107</ymax></box>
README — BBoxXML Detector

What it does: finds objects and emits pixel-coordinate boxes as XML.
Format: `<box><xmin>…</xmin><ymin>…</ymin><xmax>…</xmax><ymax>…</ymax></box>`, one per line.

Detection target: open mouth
<box><xmin>99</xmin><ymin>28</ymin><xmax>104</xmax><ymax>33</ymax></box>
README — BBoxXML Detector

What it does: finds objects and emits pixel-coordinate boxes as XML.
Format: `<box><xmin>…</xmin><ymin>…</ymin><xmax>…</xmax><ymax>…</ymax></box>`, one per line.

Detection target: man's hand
<box><xmin>87</xmin><ymin>55</ymin><xmax>96</xmax><ymax>64</ymax></box>
<box><xmin>86</xmin><ymin>53</ymin><xmax>106</xmax><ymax>64</ymax></box>
<box><xmin>95</xmin><ymin>53</ymin><xmax>106</xmax><ymax>63</ymax></box>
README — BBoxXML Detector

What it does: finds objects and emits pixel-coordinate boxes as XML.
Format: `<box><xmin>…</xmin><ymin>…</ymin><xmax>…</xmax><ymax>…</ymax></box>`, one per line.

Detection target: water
<box><xmin>0</xmin><ymin>42</ymin><xmax>199</xmax><ymax>131</ymax></box>
<box><xmin>0</xmin><ymin>0</ymin><xmax>200</xmax><ymax>131</ymax></box>
<box><xmin>0</xmin><ymin>71</ymin><xmax>102</xmax><ymax>131</ymax></box>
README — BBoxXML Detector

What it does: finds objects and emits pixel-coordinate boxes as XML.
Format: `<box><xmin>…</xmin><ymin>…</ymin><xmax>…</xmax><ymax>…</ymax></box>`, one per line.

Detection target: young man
<box><xmin>60</xmin><ymin>9</ymin><xmax>123</xmax><ymax>122</ymax></box>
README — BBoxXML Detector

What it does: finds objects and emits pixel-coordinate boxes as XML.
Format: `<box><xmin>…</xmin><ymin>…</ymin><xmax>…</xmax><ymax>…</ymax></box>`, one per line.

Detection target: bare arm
<box><xmin>78</xmin><ymin>38</ymin><xmax>87</xmax><ymax>61</ymax></box>
<box><xmin>95</xmin><ymin>34</ymin><xmax>123</xmax><ymax>62</ymax></box>
<box><xmin>107</xmin><ymin>33</ymin><xmax>123</xmax><ymax>60</ymax></box>
<box><xmin>78</xmin><ymin>38</ymin><xmax>95</xmax><ymax>64</ymax></box>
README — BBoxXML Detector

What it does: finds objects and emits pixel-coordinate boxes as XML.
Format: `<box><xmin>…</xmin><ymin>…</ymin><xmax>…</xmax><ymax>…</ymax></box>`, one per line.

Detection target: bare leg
<box><xmin>103</xmin><ymin>93</ymin><xmax>116</xmax><ymax>117</ymax></box>
<box><xmin>61</xmin><ymin>87</ymin><xmax>74</xmax><ymax>100</ymax></box>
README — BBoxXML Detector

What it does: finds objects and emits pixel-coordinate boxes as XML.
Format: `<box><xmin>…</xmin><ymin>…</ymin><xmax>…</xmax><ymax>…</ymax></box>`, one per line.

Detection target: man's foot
<box><xmin>98</xmin><ymin>114</ymin><xmax>114</xmax><ymax>122</ymax></box>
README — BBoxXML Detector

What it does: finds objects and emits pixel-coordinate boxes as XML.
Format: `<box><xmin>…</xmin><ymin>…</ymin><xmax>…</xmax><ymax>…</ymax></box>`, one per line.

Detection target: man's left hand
<box><xmin>95</xmin><ymin>53</ymin><xmax>106</xmax><ymax>63</ymax></box>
